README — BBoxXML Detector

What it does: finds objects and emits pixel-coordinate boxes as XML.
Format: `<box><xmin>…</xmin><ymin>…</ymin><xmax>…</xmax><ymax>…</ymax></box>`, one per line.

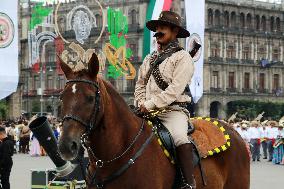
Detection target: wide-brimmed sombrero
<box><xmin>146</xmin><ymin>11</ymin><xmax>190</xmax><ymax>38</ymax></box>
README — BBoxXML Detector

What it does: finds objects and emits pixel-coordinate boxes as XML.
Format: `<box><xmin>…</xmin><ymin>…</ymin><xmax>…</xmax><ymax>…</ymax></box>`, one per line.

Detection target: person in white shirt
<box><xmin>260</xmin><ymin>120</ymin><xmax>269</xmax><ymax>159</ymax></box>
<box><xmin>266</xmin><ymin>121</ymin><xmax>279</xmax><ymax>162</ymax></box>
<box><xmin>239</xmin><ymin>123</ymin><xmax>250</xmax><ymax>143</ymax></box>
<box><xmin>248</xmin><ymin>121</ymin><xmax>261</xmax><ymax>161</ymax></box>
<box><xmin>272</xmin><ymin>120</ymin><xmax>284</xmax><ymax>164</ymax></box>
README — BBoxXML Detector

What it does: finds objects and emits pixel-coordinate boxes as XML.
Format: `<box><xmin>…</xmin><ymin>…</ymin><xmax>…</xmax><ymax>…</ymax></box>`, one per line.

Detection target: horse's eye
<box><xmin>87</xmin><ymin>96</ymin><xmax>94</xmax><ymax>102</ymax></box>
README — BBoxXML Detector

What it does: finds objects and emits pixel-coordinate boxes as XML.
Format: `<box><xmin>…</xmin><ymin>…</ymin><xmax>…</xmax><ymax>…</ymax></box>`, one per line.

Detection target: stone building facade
<box><xmin>198</xmin><ymin>0</ymin><xmax>284</xmax><ymax>118</ymax></box>
<box><xmin>8</xmin><ymin>0</ymin><xmax>284</xmax><ymax>119</ymax></box>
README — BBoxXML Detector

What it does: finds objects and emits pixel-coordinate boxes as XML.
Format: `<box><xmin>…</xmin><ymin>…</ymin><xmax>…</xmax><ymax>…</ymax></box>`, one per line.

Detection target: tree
<box><xmin>0</xmin><ymin>100</ymin><xmax>8</xmax><ymax>120</ymax></box>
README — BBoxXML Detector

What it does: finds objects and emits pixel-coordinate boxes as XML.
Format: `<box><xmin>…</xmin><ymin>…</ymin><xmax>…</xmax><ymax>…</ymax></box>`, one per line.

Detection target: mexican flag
<box><xmin>143</xmin><ymin>0</ymin><xmax>172</xmax><ymax>58</ymax></box>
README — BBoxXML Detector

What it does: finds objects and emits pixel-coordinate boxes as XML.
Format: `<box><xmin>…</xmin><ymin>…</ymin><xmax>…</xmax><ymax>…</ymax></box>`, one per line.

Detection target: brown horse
<box><xmin>58</xmin><ymin>53</ymin><xmax>250</xmax><ymax>189</ymax></box>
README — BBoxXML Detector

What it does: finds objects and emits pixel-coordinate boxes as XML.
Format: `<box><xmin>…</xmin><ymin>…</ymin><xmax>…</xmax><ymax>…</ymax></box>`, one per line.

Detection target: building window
<box><xmin>244</xmin><ymin>73</ymin><xmax>250</xmax><ymax>89</ymax></box>
<box><xmin>95</xmin><ymin>14</ymin><xmax>102</xmax><ymax>28</ymax></box>
<box><xmin>258</xmin><ymin>47</ymin><xmax>266</xmax><ymax>60</ymax></box>
<box><xmin>243</xmin><ymin>46</ymin><xmax>250</xmax><ymax>60</ymax></box>
<box><xmin>212</xmin><ymin>71</ymin><xmax>219</xmax><ymax>88</ymax></box>
<box><xmin>270</xmin><ymin>16</ymin><xmax>275</xmax><ymax>32</ymax></box>
<box><xmin>58</xmin><ymin>75</ymin><xmax>65</xmax><ymax>90</ymax></box>
<box><xmin>211</xmin><ymin>44</ymin><xmax>220</xmax><ymax>57</ymax></box>
<box><xmin>129</xmin><ymin>9</ymin><xmax>137</xmax><ymax>25</ymax></box>
<box><xmin>129</xmin><ymin>43</ymin><xmax>137</xmax><ymax>57</ymax></box>
<box><xmin>256</xmin><ymin>15</ymin><xmax>260</xmax><ymax>30</ymax></box>
<box><xmin>59</xmin><ymin>17</ymin><xmax>65</xmax><ymax>31</ymax></box>
<box><xmin>47</xmin><ymin>50</ymin><xmax>55</xmax><ymax>63</ymax></box>
<box><xmin>47</xmin><ymin>75</ymin><xmax>53</xmax><ymax>89</ymax></box>
<box><xmin>273</xmin><ymin>74</ymin><xmax>279</xmax><ymax>90</ymax></box>
<box><xmin>272</xmin><ymin>49</ymin><xmax>279</xmax><ymax>61</ymax></box>
<box><xmin>33</xmin><ymin>76</ymin><xmax>40</xmax><ymax>90</ymax></box>
<box><xmin>240</xmin><ymin>13</ymin><xmax>245</xmax><ymax>28</ymax></box>
<box><xmin>208</xmin><ymin>9</ymin><xmax>213</xmax><ymax>26</ymax></box>
<box><xmin>261</xmin><ymin>16</ymin><xmax>266</xmax><ymax>31</ymax></box>
<box><xmin>228</xmin><ymin>72</ymin><xmax>235</xmax><ymax>89</ymax></box>
<box><xmin>276</xmin><ymin>17</ymin><xmax>281</xmax><ymax>32</ymax></box>
<box><xmin>224</xmin><ymin>11</ymin><xmax>229</xmax><ymax>27</ymax></box>
<box><xmin>215</xmin><ymin>10</ymin><xmax>221</xmax><ymax>26</ymax></box>
<box><xmin>246</xmin><ymin>14</ymin><xmax>252</xmax><ymax>29</ymax></box>
<box><xmin>227</xmin><ymin>45</ymin><xmax>235</xmax><ymax>59</ymax></box>
<box><xmin>126</xmin><ymin>79</ymin><xmax>136</xmax><ymax>92</ymax></box>
<box><xmin>230</xmin><ymin>12</ymin><xmax>236</xmax><ymax>27</ymax></box>
<box><xmin>259</xmin><ymin>73</ymin><xmax>265</xmax><ymax>90</ymax></box>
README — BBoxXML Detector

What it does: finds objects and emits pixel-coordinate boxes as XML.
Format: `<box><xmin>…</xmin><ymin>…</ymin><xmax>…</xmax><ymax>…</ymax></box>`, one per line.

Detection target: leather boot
<box><xmin>176</xmin><ymin>143</ymin><xmax>196</xmax><ymax>189</ymax></box>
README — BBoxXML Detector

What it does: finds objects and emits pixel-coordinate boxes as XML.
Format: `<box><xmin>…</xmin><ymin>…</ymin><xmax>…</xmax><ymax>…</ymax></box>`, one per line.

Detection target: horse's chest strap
<box><xmin>89</xmin><ymin>131</ymin><xmax>155</xmax><ymax>188</ymax></box>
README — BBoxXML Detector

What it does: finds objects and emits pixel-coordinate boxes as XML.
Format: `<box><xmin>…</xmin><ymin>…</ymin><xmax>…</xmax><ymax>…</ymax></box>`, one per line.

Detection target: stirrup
<box><xmin>181</xmin><ymin>183</ymin><xmax>196</xmax><ymax>189</ymax></box>
<box><xmin>181</xmin><ymin>177</ymin><xmax>196</xmax><ymax>189</ymax></box>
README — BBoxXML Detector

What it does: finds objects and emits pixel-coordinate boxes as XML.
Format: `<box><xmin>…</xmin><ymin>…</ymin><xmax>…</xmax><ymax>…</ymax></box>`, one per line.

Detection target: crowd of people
<box><xmin>230</xmin><ymin>117</ymin><xmax>284</xmax><ymax>165</ymax></box>
<box><xmin>0</xmin><ymin>115</ymin><xmax>62</xmax><ymax>189</ymax></box>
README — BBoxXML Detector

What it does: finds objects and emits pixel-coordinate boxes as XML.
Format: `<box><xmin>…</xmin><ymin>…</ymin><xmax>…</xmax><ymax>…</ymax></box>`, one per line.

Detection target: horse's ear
<box><xmin>88</xmin><ymin>53</ymin><xmax>100</xmax><ymax>78</ymax></box>
<box><xmin>57</xmin><ymin>54</ymin><xmax>74</xmax><ymax>79</ymax></box>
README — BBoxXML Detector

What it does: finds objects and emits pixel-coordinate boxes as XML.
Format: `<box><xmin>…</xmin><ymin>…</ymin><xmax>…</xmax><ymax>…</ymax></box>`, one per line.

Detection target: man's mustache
<box><xmin>153</xmin><ymin>32</ymin><xmax>165</xmax><ymax>38</ymax></box>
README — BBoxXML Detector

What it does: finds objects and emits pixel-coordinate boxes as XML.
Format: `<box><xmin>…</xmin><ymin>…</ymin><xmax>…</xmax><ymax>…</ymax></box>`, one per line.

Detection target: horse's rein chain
<box><xmin>60</xmin><ymin>78</ymin><xmax>155</xmax><ymax>189</ymax></box>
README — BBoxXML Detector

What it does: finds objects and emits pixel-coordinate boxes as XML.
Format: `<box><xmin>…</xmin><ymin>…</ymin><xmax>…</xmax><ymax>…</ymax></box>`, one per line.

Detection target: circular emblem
<box><xmin>0</xmin><ymin>12</ymin><xmax>14</xmax><ymax>48</ymax></box>
<box><xmin>187</xmin><ymin>33</ymin><xmax>202</xmax><ymax>62</ymax></box>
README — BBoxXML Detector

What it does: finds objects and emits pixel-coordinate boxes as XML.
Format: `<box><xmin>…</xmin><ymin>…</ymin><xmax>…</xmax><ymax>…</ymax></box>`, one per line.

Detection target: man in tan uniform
<box><xmin>134</xmin><ymin>11</ymin><xmax>195</xmax><ymax>189</ymax></box>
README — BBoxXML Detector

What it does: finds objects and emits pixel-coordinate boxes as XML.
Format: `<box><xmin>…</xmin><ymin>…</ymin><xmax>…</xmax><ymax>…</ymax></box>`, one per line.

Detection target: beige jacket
<box><xmin>134</xmin><ymin>50</ymin><xmax>194</xmax><ymax>110</ymax></box>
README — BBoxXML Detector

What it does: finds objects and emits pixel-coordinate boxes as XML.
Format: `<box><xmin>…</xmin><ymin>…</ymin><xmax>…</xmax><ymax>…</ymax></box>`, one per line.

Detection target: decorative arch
<box><xmin>215</xmin><ymin>10</ymin><xmax>221</xmax><ymax>26</ymax></box>
<box><xmin>224</xmin><ymin>11</ymin><xmax>229</xmax><ymax>27</ymax></box>
<box><xmin>208</xmin><ymin>8</ymin><xmax>213</xmax><ymax>26</ymax></box>
<box><xmin>255</xmin><ymin>15</ymin><xmax>260</xmax><ymax>30</ymax></box>
<box><xmin>261</xmin><ymin>15</ymin><xmax>266</xmax><ymax>31</ymax></box>
<box><xmin>276</xmin><ymin>17</ymin><xmax>281</xmax><ymax>32</ymax></box>
<box><xmin>210</xmin><ymin>101</ymin><xmax>222</xmax><ymax>118</ymax></box>
<box><xmin>129</xmin><ymin>9</ymin><xmax>138</xmax><ymax>25</ymax></box>
<box><xmin>246</xmin><ymin>13</ymin><xmax>252</xmax><ymax>29</ymax></box>
<box><xmin>230</xmin><ymin>11</ymin><xmax>236</xmax><ymax>27</ymax></box>
<box><xmin>240</xmin><ymin>13</ymin><xmax>245</xmax><ymax>28</ymax></box>
<box><xmin>270</xmin><ymin>16</ymin><xmax>275</xmax><ymax>32</ymax></box>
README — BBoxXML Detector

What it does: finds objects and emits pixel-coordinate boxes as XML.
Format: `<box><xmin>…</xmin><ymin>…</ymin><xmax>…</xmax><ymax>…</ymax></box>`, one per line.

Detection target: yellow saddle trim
<box><xmin>190</xmin><ymin>117</ymin><xmax>231</xmax><ymax>158</ymax></box>
<box><xmin>147</xmin><ymin>120</ymin><xmax>175</xmax><ymax>164</ymax></box>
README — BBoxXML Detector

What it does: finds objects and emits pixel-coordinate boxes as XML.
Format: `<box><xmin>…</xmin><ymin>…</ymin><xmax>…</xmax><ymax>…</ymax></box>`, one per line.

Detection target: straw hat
<box><xmin>278</xmin><ymin>117</ymin><xmax>284</xmax><ymax>127</ymax></box>
<box><xmin>241</xmin><ymin>123</ymin><xmax>248</xmax><ymax>129</ymax></box>
<box><xmin>250</xmin><ymin>121</ymin><xmax>261</xmax><ymax>127</ymax></box>
<box><xmin>267</xmin><ymin>120</ymin><xmax>278</xmax><ymax>127</ymax></box>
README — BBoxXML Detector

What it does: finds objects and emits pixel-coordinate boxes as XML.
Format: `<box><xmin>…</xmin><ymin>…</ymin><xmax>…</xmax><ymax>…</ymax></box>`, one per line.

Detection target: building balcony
<box><xmin>226</xmin><ymin>88</ymin><xmax>238</xmax><ymax>93</ymax></box>
<box><xmin>240</xmin><ymin>59</ymin><xmax>255</xmax><ymax>64</ymax></box>
<box><xmin>226</xmin><ymin>58</ymin><xmax>239</xmax><ymax>64</ymax></box>
<box><xmin>44</xmin><ymin>89</ymin><xmax>63</xmax><ymax>96</ymax></box>
<box><xmin>257</xmin><ymin>88</ymin><xmax>269</xmax><ymax>94</ymax></box>
<box><xmin>242</xmin><ymin>88</ymin><xmax>254</xmax><ymax>93</ymax></box>
<box><xmin>210</xmin><ymin>87</ymin><xmax>222</xmax><ymax>93</ymax></box>
<box><xmin>208</xmin><ymin>57</ymin><xmax>223</xmax><ymax>63</ymax></box>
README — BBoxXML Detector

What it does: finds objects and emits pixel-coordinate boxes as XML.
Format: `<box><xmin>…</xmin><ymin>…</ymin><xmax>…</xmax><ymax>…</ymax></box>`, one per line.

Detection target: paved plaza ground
<box><xmin>9</xmin><ymin>154</ymin><xmax>284</xmax><ymax>189</ymax></box>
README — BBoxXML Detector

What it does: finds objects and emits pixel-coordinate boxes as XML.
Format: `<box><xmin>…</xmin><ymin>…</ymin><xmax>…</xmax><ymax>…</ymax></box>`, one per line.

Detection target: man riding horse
<box><xmin>134</xmin><ymin>11</ymin><xmax>195</xmax><ymax>189</ymax></box>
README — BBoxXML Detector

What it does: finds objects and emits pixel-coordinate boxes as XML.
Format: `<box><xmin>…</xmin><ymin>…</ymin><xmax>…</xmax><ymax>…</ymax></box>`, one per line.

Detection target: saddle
<box><xmin>147</xmin><ymin>115</ymin><xmax>231</xmax><ymax>189</ymax></box>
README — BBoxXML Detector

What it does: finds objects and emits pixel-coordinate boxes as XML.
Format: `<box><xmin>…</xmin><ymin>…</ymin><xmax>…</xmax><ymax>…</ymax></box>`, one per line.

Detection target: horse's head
<box><xmin>58</xmin><ymin>53</ymin><xmax>102</xmax><ymax>160</ymax></box>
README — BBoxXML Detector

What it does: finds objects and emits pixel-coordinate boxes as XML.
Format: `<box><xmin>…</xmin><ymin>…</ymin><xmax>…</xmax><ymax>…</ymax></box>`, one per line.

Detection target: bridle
<box><xmin>60</xmin><ymin>78</ymin><xmax>154</xmax><ymax>189</ymax></box>
<box><xmin>62</xmin><ymin>79</ymin><xmax>101</xmax><ymax>134</ymax></box>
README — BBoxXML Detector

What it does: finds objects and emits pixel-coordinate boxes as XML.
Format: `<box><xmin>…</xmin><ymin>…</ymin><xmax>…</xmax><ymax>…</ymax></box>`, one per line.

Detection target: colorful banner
<box><xmin>143</xmin><ymin>0</ymin><xmax>172</xmax><ymax>58</ymax></box>
<box><xmin>185</xmin><ymin>0</ymin><xmax>205</xmax><ymax>103</ymax></box>
<box><xmin>0</xmin><ymin>0</ymin><xmax>19</xmax><ymax>99</ymax></box>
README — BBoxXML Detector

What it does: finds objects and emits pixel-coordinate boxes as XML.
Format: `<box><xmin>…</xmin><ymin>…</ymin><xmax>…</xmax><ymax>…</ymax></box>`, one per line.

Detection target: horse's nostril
<box><xmin>71</xmin><ymin>141</ymin><xmax>78</xmax><ymax>152</ymax></box>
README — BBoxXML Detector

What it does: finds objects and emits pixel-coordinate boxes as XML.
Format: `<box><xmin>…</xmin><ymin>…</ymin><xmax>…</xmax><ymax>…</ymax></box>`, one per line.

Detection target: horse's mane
<box><xmin>100</xmin><ymin>78</ymin><xmax>132</xmax><ymax>110</ymax></box>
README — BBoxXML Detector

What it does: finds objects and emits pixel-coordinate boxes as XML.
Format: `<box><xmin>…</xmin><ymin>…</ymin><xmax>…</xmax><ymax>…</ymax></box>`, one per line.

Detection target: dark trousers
<box><xmin>261</xmin><ymin>141</ymin><xmax>268</xmax><ymax>158</ymax></box>
<box><xmin>0</xmin><ymin>164</ymin><xmax>12</xmax><ymax>189</ymax></box>
<box><xmin>267</xmin><ymin>140</ymin><xmax>274</xmax><ymax>161</ymax></box>
<box><xmin>19</xmin><ymin>137</ymin><xmax>29</xmax><ymax>153</ymax></box>
<box><xmin>251</xmin><ymin>139</ymin><xmax>260</xmax><ymax>160</ymax></box>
